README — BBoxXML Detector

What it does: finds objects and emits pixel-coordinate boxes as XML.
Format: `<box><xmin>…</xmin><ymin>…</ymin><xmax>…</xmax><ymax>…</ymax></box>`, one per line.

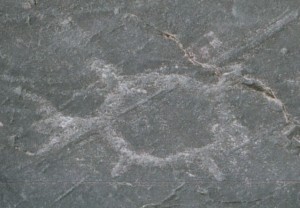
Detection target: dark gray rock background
<box><xmin>1</xmin><ymin>0</ymin><xmax>300</xmax><ymax>207</ymax></box>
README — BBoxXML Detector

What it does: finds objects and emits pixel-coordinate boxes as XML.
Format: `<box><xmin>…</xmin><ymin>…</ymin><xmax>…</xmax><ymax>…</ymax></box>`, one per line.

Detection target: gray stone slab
<box><xmin>1</xmin><ymin>0</ymin><xmax>300</xmax><ymax>207</ymax></box>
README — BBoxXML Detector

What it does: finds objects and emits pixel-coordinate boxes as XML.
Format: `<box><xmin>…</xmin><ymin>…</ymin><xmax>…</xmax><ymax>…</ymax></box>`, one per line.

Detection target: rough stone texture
<box><xmin>1</xmin><ymin>0</ymin><xmax>300</xmax><ymax>207</ymax></box>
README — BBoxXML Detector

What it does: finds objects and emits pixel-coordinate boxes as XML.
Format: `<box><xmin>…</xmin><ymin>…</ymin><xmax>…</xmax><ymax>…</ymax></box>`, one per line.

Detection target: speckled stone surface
<box><xmin>1</xmin><ymin>1</ymin><xmax>300</xmax><ymax>207</ymax></box>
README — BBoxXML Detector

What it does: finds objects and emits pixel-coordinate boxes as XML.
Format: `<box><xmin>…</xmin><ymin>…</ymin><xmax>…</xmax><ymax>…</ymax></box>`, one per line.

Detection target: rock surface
<box><xmin>1</xmin><ymin>0</ymin><xmax>300</xmax><ymax>207</ymax></box>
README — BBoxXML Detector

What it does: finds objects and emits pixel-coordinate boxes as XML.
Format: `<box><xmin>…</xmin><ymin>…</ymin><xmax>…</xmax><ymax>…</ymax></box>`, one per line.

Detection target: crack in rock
<box><xmin>160</xmin><ymin>31</ymin><xmax>218</xmax><ymax>70</ymax></box>
<box><xmin>140</xmin><ymin>182</ymin><xmax>185</xmax><ymax>208</ymax></box>
<box><xmin>52</xmin><ymin>176</ymin><xmax>87</xmax><ymax>206</ymax></box>
<box><xmin>241</xmin><ymin>76</ymin><xmax>291</xmax><ymax>123</ymax></box>
<box><xmin>122</xmin><ymin>13</ymin><xmax>219</xmax><ymax>71</ymax></box>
